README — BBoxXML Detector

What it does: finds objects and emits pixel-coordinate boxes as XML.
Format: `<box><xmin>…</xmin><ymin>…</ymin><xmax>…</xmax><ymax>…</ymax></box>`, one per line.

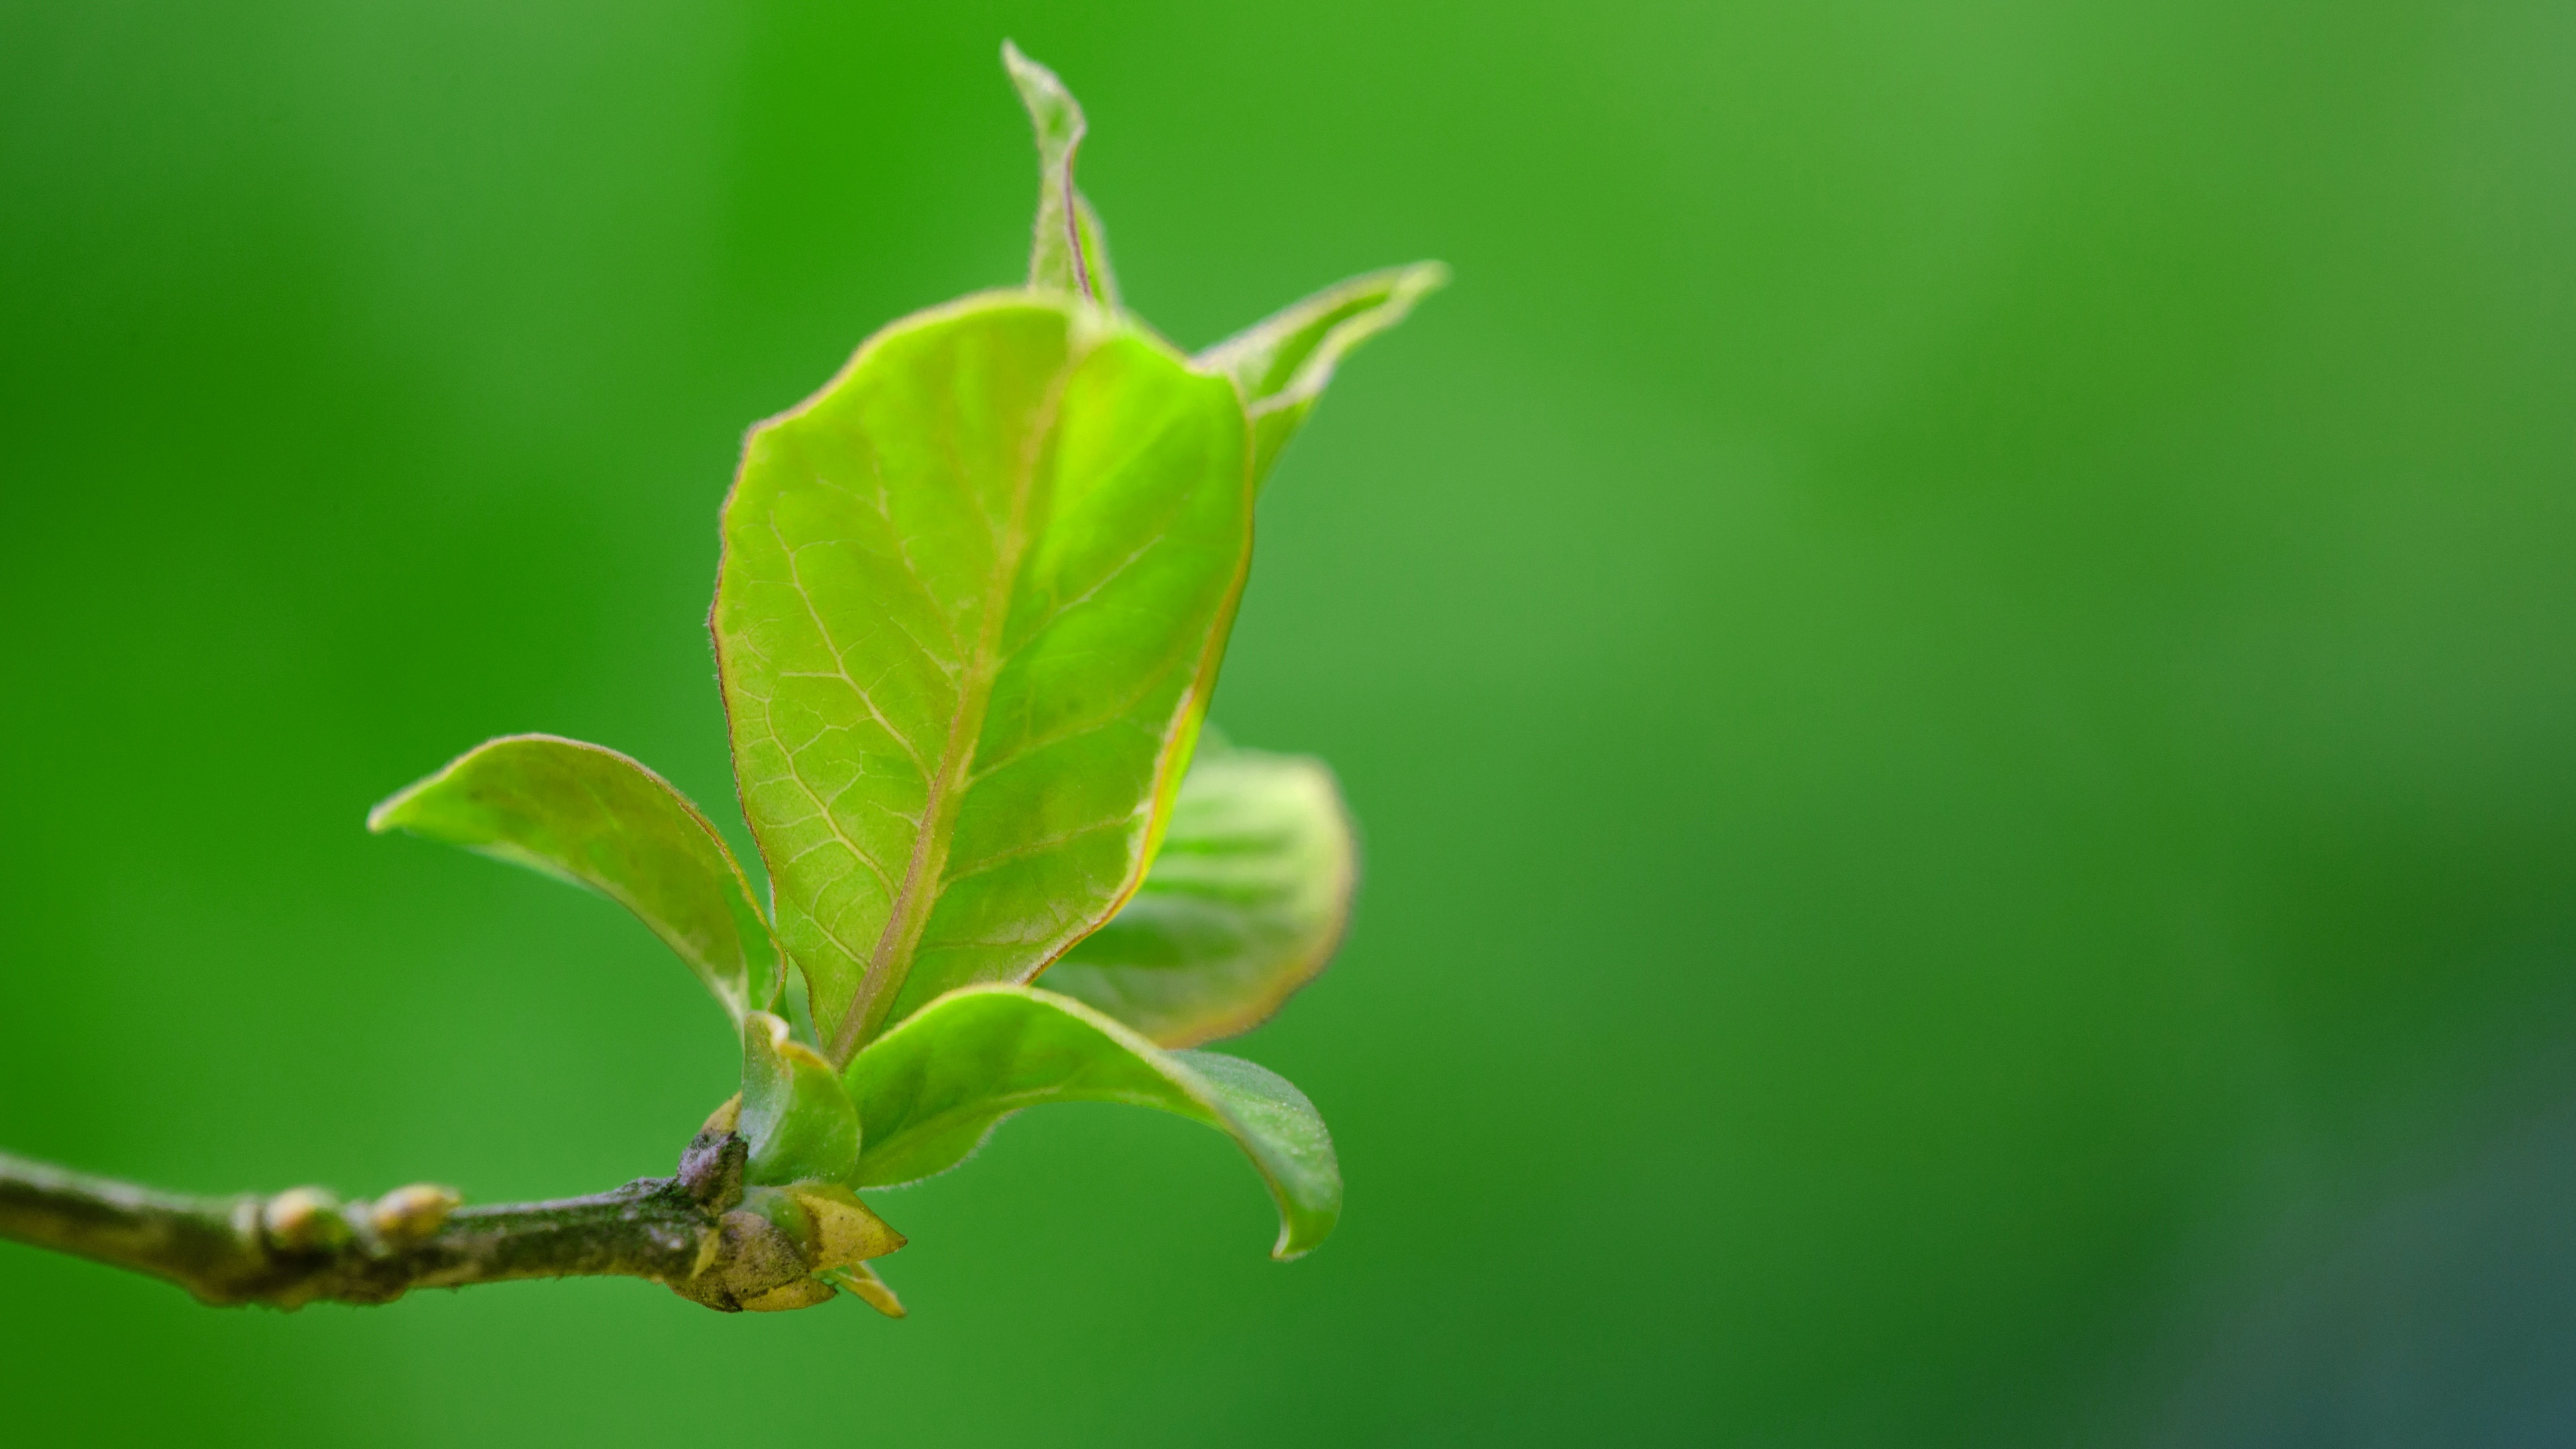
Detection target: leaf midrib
<box><xmin>826</xmin><ymin>339</ymin><xmax>1077</xmax><ymax>1064</ymax></box>
<box><xmin>862</xmin><ymin>1079</ymin><xmax>1220</xmax><ymax>1183</ymax></box>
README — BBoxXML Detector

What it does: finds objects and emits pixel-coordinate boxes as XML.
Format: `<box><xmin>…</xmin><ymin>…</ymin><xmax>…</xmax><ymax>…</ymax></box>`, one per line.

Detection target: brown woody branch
<box><xmin>0</xmin><ymin>1116</ymin><xmax>856</xmax><ymax>1313</ymax></box>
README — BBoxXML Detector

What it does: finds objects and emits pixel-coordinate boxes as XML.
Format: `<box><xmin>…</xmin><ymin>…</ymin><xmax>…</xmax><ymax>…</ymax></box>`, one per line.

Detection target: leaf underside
<box><xmin>844</xmin><ymin>984</ymin><xmax>1340</xmax><ymax>1258</ymax></box>
<box><xmin>1044</xmin><ymin>743</ymin><xmax>1356</xmax><ymax>1047</ymax></box>
<box><xmin>367</xmin><ymin>734</ymin><xmax>777</xmax><ymax>1022</ymax></box>
<box><xmin>712</xmin><ymin>294</ymin><xmax>1252</xmax><ymax>1062</ymax></box>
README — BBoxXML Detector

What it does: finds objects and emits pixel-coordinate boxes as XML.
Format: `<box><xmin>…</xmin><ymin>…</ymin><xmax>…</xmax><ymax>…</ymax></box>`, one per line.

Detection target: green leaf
<box><xmin>368</xmin><ymin>733</ymin><xmax>777</xmax><ymax>1022</ymax></box>
<box><xmin>740</xmin><ymin>1012</ymin><xmax>860</xmax><ymax>1186</ymax></box>
<box><xmin>845</xmin><ymin>984</ymin><xmax>1340</xmax><ymax>1258</ymax></box>
<box><xmin>712</xmin><ymin>294</ymin><xmax>1251</xmax><ymax>1062</ymax></box>
<box><xmin>1004</xmin><ymin>42</ymin><xmax>1118</xmax><ymax>307</ymax></box>
<box><xmin>1042</xmin><ymin>743</ymin><xmax>1356</xmax><ymax>1046</ymax></box>
<box><xmin>1198</xmin><ymin>262</ymin><xmax>1448</xmax><ymax>489</ymax></box>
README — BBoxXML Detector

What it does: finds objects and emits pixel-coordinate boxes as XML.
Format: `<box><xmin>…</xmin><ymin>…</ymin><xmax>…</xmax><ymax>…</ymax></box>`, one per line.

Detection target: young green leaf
<box><xmin>844</xmin><ymin>984</ymin><xmax>1340</xmax><ymax>1258</ymax></box>
<box><xmin>1003</xmin><ymin>42</ymin><xmax>1118</xmax><ymax>307</ymax></box>
<box><xmin>1198</xmin><ymin>262</ymin><xmax>1449</xmax><ymax>489</ymax></box>
<box><xmin>740</xmin><ymin>1012</ymin><xmax>860</xmax><ymax>1186</ymax></box>
<box><xmin>712</xmin><ymin>295</ymin><xmax>1251</xmax><ymax>1063</ymax></box>
<box><xmin>368</xmin><ymin>734</ymin><xmax>778</xmax><ymax>1022</ymax></box>
<box><xmin>1043</xmin><ymin>744</ymin><xmax>1356</xmax><ymax>1046</ymax></box>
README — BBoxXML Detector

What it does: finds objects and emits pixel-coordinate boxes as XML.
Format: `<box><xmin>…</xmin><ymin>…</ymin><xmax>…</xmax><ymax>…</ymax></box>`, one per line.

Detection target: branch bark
<box><xmin>0</xmin><ymin>1113</ymin><xmax>858</xmax><ymax>1313</ymax></box>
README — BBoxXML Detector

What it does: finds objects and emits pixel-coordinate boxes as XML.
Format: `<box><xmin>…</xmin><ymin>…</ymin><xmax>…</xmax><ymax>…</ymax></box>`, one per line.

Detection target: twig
<box><xmin>0</xmin><ymin>1114</ymin><xmax>842</xmax><ymax>1313</ymax></box>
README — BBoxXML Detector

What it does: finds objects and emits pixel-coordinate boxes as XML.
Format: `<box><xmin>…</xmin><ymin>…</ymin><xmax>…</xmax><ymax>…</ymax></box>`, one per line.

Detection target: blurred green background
<box><xmin>5</xmin><ymin>0</ymin><xmax>2574</xmax><ymax>1442</ymax></box>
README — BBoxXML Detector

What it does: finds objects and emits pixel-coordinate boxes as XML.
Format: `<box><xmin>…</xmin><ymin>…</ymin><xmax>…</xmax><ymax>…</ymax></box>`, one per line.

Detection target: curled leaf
<box><xmin>368</xmin><ymin>734</ymin><xmax>779</xmax><ymax>1022</ymax></box>
<box><xmin>845</xmin><ymin>984</ymin><xmax>1340</xmax><ymax>1258</ymax></box>
<box><xmin>1044</xmin><ymin>743</ymin><xmax>1356</xmax><ymax>1046</ymax></box>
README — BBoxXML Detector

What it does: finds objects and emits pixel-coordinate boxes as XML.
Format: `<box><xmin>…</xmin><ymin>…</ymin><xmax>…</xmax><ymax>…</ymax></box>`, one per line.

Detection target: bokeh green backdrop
<box><xmin>5</xmin><ymin>1</ymin><xmax>2575</xmax><ymax>1443</ymax></box>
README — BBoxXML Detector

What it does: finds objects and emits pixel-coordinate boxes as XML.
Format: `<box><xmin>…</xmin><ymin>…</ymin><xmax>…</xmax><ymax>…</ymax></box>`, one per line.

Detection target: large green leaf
<box><xmin>844</xmin><ymin>984</ymin><xmax>1340</xmax><ymax>1258</ymax></box>
<box><xmin>1199</xmin><ymin>262</ymin><xmax>1448</xmax><ymax>489</ymax></box>
<box><xmin>1042</xmin><ymin>743</ymin><xmax>1356</xmax><ymax>1046</ymax></box>
<box><xmin>1003</xmin><ymin>42</ymin><xmax>1118</xmax><ymax>308</ymax></box>
<box><xmin>368</xmin><ymin>733</ymin><xmax>777</xmax><ymax>1022</ymax></box>
<box><xmin>712</xmin><ymin>294</ymin><xmax>1251</xmax><ymax>1062</ymax></box>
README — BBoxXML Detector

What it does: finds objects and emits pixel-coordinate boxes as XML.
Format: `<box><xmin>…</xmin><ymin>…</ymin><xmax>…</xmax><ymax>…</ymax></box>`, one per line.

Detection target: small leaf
<box><xmin>369</xmin><ymin>734</ymin><xmax>778</xmax><ymax>1022</ymax></box>
<box><xmin>845</xmin><ymin>984</ymin><xmax>1340</xmax><ymax>1258</ymax></box>
<box><xmin>1197</xmin><ymin>262</ymin><xmax>1448</xmax><ymax>489</ymax></box>
<box><xmin>740</xmin><ymin>1012</ymin><xmax>860</xmax><ymax>1186</ymax></box>
<box><xmin>1044</xmin><ymin>743</ymin><xmax>1356</xmax><ymax>1046</ymax></box>
<box><xmin>1004</xmin><ymin>42</ymin><xmax>1116</xmax><ymax>306</ymax></box>
<box><xmin>712</xmin><ymin>295</ymin><xmax>1251</xmax><ymax>1062</ymax></box>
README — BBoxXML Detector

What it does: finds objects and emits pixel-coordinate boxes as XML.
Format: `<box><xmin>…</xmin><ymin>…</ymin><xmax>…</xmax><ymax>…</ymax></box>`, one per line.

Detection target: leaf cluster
<box><xmin>368</xmin><ymin>44</ymin><xmax>1440</xmax><ymax>1313</ymax></box>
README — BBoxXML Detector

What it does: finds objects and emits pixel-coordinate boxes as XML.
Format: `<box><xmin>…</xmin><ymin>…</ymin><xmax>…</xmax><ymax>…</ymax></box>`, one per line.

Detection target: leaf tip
<box><xmin>822</xmin><ymin>1262</ymin><xmax>908</xmax><ymax>1318</ymax></box>
<box><xmin>1000</xmin><ymin>40</ymin><xmax>1079</xmax><ymax>133</ymax></box>
<box><xmin>1395</xmin><ymin>258</ymin><xmax>1453</xmax><ymax>295</ymax></box>
<box><xmin>363</xmin><ymin>785</ymin><xmax>418</xmax><ymax>835</ymax></box>
<box><xmin>1271</xmin><ymin>1208</ymin><xmax>1338</xmax><ymax>1262</ymax></box>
